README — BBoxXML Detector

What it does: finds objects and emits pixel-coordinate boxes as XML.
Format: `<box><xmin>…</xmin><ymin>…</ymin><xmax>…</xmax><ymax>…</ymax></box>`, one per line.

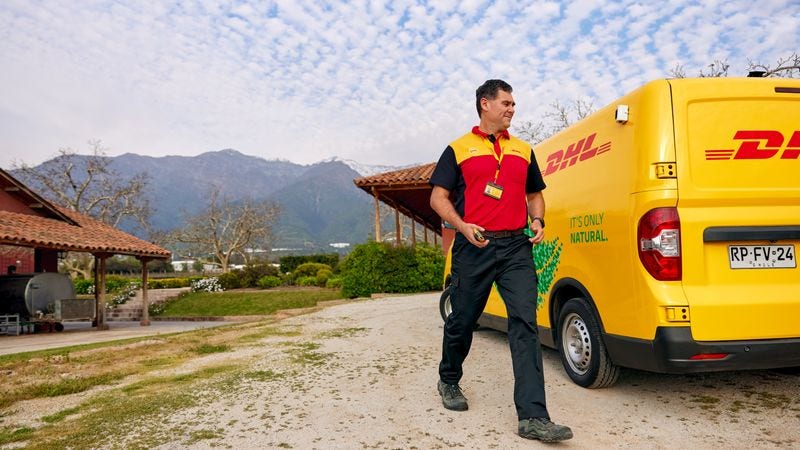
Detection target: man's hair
<box><xmin>476</xmin><ymin>79</ymin><xmax>513</xmax><ymax>118</ymax></box>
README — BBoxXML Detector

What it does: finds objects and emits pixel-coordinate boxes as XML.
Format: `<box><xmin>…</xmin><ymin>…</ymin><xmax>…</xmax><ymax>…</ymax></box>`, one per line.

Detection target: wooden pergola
<box><xmin>353</xmin><ymin>163</ymin><xmax>443</xmax><ymax>246</ymax></box>
<box><xmin>0</xmin><ymin>168</ymin><xmax>171</xmax><ymax>330</ymax></box>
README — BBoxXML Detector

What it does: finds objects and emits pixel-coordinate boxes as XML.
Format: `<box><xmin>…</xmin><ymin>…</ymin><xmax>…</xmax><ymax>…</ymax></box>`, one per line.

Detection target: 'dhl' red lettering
<box><xmin>733</xmin><ymin>130</ymin><xmax>783</xmax><ymax>159</ymax></box>
<box><xmin>782</xmin><ymin>131</ymin><xmax>800</xmax><ymax>159</ymax></box>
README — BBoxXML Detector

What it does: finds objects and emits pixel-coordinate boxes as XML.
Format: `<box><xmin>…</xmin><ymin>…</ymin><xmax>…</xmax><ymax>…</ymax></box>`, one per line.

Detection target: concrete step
<box><xmin>107</xmin><ymin>307</ymin><xmax>143</xmax><ymax>321</ymax></box>
<box><xmin>107</xmin><ymin>316</ymin><xmax>141</xmax><ymax>322</ymax></box>
<box><xmin>106</xmin><ymin>287</ymin><xmax>190</xmax><ymax>322</ymax></box>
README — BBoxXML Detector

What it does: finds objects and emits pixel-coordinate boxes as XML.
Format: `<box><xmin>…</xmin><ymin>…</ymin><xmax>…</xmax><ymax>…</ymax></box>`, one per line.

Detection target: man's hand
<box><xmin>431</xmin><ymin>186</ymin><xmax>489</xmax><ymax>248</ymax></box>
<box><xmin>528</xmin><ymin>221</ymin><xmax>544</xmax><ymax>244</ymax></box>
<box><xmin>462</xmin><ymin>224</ymin><xmax>489</xmax><ymax>248</ymax></box>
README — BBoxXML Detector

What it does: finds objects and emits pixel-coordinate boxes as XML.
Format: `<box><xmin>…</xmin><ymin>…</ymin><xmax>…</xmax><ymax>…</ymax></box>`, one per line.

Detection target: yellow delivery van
<box><xmin>439</xmin><ymin>77</ymin><xmax>800</xmax><ymax>388</ymax></box>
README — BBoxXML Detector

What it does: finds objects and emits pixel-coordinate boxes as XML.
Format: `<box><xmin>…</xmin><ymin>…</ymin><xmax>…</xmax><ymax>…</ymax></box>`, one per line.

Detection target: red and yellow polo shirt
<box><xmin>430</xmin><ymin>126</ymin><xmax>546</xmax><ymax>231</ymax></box>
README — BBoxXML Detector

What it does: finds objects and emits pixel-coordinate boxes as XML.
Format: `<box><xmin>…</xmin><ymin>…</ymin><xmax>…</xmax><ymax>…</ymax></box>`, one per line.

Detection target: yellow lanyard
<box><xmin>490</xmin><ymin>137</ymin><xmax>504</xmax><ymax>183</ymax></box>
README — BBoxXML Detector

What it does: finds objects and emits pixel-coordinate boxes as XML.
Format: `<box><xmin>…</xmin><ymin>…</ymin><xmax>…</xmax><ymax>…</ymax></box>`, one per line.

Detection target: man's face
<box><xmin>481</xmin><ymin>90</ymin><xmax>515</xmax><ymax>130</ymax></box>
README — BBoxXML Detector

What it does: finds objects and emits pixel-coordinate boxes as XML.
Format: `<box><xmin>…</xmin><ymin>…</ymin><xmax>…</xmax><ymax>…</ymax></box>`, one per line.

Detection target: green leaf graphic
<box><xmin>532</xmin><ymin>237</ymin><xmax>562</xmax><ymax>309</ymax></box>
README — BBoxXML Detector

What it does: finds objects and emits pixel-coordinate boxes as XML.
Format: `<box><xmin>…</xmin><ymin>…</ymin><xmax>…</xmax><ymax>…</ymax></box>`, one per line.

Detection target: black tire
<box><xmin>439</xmin><ymin>287</ymin><xmax>480</xmax><ymax>330</ymax></box>
<box><xmin>54</xmin><ymin>322</ymin><xmax>64</xmax><ymax>332</ymax></box>
<box><xmin>557</xmin><ymin>297</ymin><xmax>620</xmax><ymax>388</ymax></box>
<box><xmin>439</xmin><ymin>288</ymin><xmax>452</xmax><ymax>323</ymax></box>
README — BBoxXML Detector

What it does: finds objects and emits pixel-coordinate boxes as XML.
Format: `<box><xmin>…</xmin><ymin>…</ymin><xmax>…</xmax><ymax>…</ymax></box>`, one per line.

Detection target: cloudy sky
<box><xmin>1</xmin><ymin>1</ymin><xmax>798</xmax><ymax>169</ymax></box>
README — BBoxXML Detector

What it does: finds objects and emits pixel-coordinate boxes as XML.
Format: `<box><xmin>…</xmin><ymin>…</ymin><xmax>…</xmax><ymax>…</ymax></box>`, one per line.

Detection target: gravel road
<box><xmin>133</xmin><ymin>292</ymin><xmax>800</xmax><ymax>449</ymax></box>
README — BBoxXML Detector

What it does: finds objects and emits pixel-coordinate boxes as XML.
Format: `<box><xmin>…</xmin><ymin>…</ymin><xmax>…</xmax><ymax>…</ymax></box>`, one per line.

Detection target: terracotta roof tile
<box><xmin>0</xmin><ymin>206</ymin><xmax>170</xmax><ymax>259</ymax></box>
<box><xmin>353</xmin><ymin>162</ymin><xmax>435</xmax><ymax>187</ymax></box>
<box><xmin>353</xmin><ymin>162</ymin><xmax>441</xmax><ymax>234</ymax></box>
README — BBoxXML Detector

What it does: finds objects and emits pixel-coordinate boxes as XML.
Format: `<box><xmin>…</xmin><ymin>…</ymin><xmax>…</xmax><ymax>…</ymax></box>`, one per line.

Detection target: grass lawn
<box><xmin>155</xmin><ymin>288</ymin><xmax>345</xmax><ymax>316</ymax></box>
<box><xmin>0</xmin><ymin>287</ymin><xmax>354</xmax><ymax>448</ymax></box>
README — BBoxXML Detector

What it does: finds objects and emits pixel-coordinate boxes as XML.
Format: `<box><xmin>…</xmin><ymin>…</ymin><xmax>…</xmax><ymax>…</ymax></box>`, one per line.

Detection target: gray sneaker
<box><xmin>518</xmin><ymin>417</ymin><xmax>573</xmax><ymax>442</ymax></box>
<box><xmin>437</xmin><ymin>380</ymin><xmax>468</xmax><ymax>411</ymax></box>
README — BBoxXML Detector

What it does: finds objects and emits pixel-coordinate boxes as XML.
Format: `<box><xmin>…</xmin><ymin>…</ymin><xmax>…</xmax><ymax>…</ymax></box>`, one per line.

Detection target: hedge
<box><xmin>279</xmin><ymin>254</ymin><xmax>339</xmax><ymax>274</ymax></box>
<box><xmin>339</xmin><ymin>241</ymin><xmax>444</xmax><ymax>298</ymax></box>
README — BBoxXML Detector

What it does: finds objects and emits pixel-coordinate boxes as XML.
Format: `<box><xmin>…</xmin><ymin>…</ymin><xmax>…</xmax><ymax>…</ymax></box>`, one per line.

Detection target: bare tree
<box><xmin>173</xmin><ymin>186</ymin><xmax>281</xmax><ymax>273</ymax></box>
<box><xmin>517</xmin><ymin>53</ymin><xmax>798</xmax><ymax>147</ymax></box>
<box><xmin>513</xmin><ymin>99</ymin><xmax>595</xmax><ymax>145</ymax></box>
<box><xmin>12</xmin><ymin>140</ymin><xmax>153</xmax><ymax>279</ymax></box>
<box><xmin>12</xmin><ymin>140</ymin><xmax>152</xmax><ymax>230</ymax></box>
<box><xmin>669</xmin><ymin>59</ymin><xmax>731</xmax><ymax>78</ymax></box>
<box><xmin>671</xmin><ymin>53</ymin><xmax>799</xmax><ymax>78</ymax></box>
<box><xmin>669</xmin><ymin>63</ymin><xmax>687</xmax><ymax>78</ymax></box>
<box><xmin>699</xmin><ymin>59</ymin><xmax>730</xmax><ymax>78</ymax></box>
<box><xmin>59</xmin><ymin>253</ymin><xmax>95</xmax><ymax>280</ymax></box>
<box><xmin>748</xmin><ymin>52</ymin><xmax>800</xmax><ymax>78</ymax></box>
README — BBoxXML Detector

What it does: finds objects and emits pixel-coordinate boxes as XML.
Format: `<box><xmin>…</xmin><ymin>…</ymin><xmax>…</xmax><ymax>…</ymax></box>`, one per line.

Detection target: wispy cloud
<box><xmin>1</xmin><ymin>0</ymin><xmax>797</xmax><ymax>168</ymax></box>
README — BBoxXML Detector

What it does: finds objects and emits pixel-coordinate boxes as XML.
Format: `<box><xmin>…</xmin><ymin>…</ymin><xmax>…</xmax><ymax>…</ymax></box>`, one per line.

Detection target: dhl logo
<box><xmin>541</xmin><ymin>133</ymin><xmax>612</xmax><ymax>176</ymax></box>
<box><xmin>705</xmin><ymin>130</ymin><xmax>800</xmax><ymax>160</ymax></box>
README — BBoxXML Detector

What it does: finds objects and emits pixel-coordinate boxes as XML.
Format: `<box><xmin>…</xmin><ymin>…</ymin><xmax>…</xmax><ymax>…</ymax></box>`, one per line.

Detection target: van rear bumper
<box><xmin>604</xmin><ymin>327</ymin><xmax>800</xmax><ymax>373</ymax></box>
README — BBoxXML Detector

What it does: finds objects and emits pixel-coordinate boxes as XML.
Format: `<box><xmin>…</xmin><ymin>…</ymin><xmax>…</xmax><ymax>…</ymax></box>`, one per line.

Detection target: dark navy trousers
<box><xmin>439</xmin><ymin>232</ymin><xmax>549</xmax><ymax>420</ymax></box>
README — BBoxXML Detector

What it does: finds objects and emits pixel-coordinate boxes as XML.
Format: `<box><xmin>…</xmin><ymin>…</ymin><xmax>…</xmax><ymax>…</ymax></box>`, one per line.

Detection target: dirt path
<box><xmin>136</xmin><ymin>292</ymin><xmax>800</xmax><ymax>449</ymax></box>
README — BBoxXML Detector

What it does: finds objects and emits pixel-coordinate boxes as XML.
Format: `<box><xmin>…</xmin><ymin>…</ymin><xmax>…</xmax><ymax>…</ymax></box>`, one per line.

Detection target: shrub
<box><xmin>217</xmin><ymin>271</ymin><xmax>242</xmax><ymax>290</ymax></box>
<box><xmin>292</xmin><ymin>263</ymin><xmax>333</xmax><ymax>279</ymax></box>
<box><xmin>75</xmin><ymin>276</ymin><xmax>137</xmax><ymax>296</ymax></box>
<box><xmin>147</xmin><ymin>277</ymin><xmax>195</xmax><ymax>289</ymax></box>
<box><xmin>76</xmin><ymin>276</ymin><xmax>195</xmax><ymax>295</ymax></box>
<box><xmin>325</xmin><ymin>277</ymin><xmax>342</xmax><ymax>289</ymax></box>
<box><xmin>74</xmin><ymin>279</ymin><xmax>94</xmax><ymax>295</ymax></box>
<box><xmin>295</xmin><ymin>276</ymin><xmax>318</xmax><ymax>287</ymax></box>
<box><xmin>340</xmin><ymin>241</ymin><xmax>389</xmax><ymax>298</ymax></box>
<box><xmin>315</xmin><ymin>268</ymin><xmax>332</xmax><ymax>287</ymax></box>
<box><xmin>340</xmin><ymin>242</ymin><xmax>444</xmax><ymax>298</ymax></box>
<box><xmin>104</xmin><ymin>275</ymin><xmax>130</xmax><ymax>294</ymax></box>
<box><xmin>412</xmin><ymin>244</ymin><xmax>446</xmax><ymax>291</ymax></box>
<box><xmin>257</xmin><ymin>275</ymin><xmax>282</xmax><ymax>289</ymax></box>
<box><xmin>279</xmin><ymin>254</ymin><xmax>339</xmax><ymax>274</ymax></box>
<box><xmin>239</xmin><ymin>264</ymin><xmax>279</xmax><ymax>288</ymax></box>
<box><xmin>149</xmin><ymin>301</ymin><xmax>167</xmax><ymax>316</ymax></box>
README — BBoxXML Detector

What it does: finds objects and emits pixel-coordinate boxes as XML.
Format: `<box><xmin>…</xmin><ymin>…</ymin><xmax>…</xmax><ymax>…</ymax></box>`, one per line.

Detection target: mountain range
<box><xmin>21</xmin><ymin>150</ymin><xmax>419</xmax><ymax>255</ymax></box>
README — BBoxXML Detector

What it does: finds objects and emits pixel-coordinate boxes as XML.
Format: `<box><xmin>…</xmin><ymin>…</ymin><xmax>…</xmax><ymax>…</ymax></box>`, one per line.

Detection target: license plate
<box><xmin>728</xmin><ymin>245</ymin><xmax>796</xmax><ymax>269</ymax></box>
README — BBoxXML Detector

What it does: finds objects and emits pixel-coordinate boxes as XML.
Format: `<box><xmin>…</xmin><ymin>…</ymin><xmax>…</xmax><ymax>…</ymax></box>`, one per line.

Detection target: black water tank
<box><xmin>0</xmin><ymin>273</ymin><xmax>76</xmax><ymax>318</ymax></box>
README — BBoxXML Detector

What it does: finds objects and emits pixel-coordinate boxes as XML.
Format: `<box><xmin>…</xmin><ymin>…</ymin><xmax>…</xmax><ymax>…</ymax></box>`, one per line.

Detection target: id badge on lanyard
<box><xmin>483</xmin><ymin>141</ymin><xmax>504</xmax><ymax>200</ymax></box>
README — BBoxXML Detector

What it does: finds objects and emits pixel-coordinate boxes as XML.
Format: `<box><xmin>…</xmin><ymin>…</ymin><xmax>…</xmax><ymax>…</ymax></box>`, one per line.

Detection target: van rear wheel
<box><xmin>438</xmin><ymin>288</ymin><xmax>479</xmax><ymax>329</ymax></box>
<box><xmin>557</xmin><ymin>298</ymin><xmax>620</xmax><ymax>388</ymax></box>
<box><xmin>439</xmin><ymin>289</ymin><xmax>452</xmax><ymax>322</ymax></box>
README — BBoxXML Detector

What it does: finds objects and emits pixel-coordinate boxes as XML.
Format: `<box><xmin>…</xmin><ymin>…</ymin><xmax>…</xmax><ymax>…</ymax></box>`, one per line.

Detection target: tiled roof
<box><xmin>353</xmin><ymin>162</ymin><xmax>441</xmax><ymax>234</ymax></box>
<box><xmin>353</xmin><ymin>163</ymin><xmax>435</xmax><ymax>187</ymax></box>
<box><xmin>0</xmin><ymin>206</ymin><xmax>171</xmax><ymax>258</ymax></box>
<box><xmin>0</xmin><ymin>167</ymin><xmax>170</xmax><ymax>259</ymax></box>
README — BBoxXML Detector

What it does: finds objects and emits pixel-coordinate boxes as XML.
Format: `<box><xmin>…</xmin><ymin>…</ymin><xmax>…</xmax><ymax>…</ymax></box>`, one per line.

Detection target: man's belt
<box><xmin>479</xmin><ymin>229</ymin><xmax>526</xmax><ymax>239</ymax></box>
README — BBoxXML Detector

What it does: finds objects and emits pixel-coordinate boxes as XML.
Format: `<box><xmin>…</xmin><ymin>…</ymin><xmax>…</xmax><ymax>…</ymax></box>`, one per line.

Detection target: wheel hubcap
<box><xmin>562</xmin><ymin>312</ymin><xmax>592</xmax><ymax>375</ymax></box>
<box><xmin>443</xmin><ymin>295</ymin><xmax>452</xmax><ymax>317</ymax></box>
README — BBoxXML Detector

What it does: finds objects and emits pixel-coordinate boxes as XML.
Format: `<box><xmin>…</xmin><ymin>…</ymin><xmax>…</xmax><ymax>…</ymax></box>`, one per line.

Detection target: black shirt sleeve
<box><xmin>430</xmin><ymin>146</ymin><xmax>458</xmax><ymax>191</ymax></box>
<box><xmin>526</xmin><ymin>149</ymin><xmax>547</xmax><ymax>193</ymax></box>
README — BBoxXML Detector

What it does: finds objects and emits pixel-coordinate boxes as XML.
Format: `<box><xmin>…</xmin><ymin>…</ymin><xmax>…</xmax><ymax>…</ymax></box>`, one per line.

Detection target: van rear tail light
<box><xmin>638</xmin><ymin>207</ymin><xmax>682</xmax><ymax>281</ymax></box>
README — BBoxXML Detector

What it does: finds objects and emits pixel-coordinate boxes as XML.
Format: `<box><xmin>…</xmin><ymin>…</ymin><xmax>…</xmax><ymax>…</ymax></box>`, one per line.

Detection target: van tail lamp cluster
<box><xmin>689</xmin><ymin>353</ymin><xmax>729</xmax><ymax>361</ymax></box>
<box><xmin>638</xmin><ymin>207</ymin><xmax>682</xmax><ymax>281</ymax></box>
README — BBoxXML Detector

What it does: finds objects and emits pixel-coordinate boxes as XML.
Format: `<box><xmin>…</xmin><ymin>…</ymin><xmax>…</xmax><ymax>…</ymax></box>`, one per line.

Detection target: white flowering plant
<box><xmin>191</xmin><ymin>277</ymin><xmax>224</xmax><ymax>293</ymax></box>
<box><xmin>106</xmin><ymin>282</ymin><xmax>140</xmax><ymax>309</ymax></box>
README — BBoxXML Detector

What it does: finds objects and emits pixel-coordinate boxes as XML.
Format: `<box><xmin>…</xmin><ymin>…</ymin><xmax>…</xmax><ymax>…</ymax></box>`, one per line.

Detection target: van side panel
<box><xmin>533</xmin><ymin>80</ymin><xmax>681</xmax><ymax>339</ymax></box>
<box><xmin>671</xmin><ymin>78</ymin><xmax>800</xmax><ymax>341</ymax></box>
